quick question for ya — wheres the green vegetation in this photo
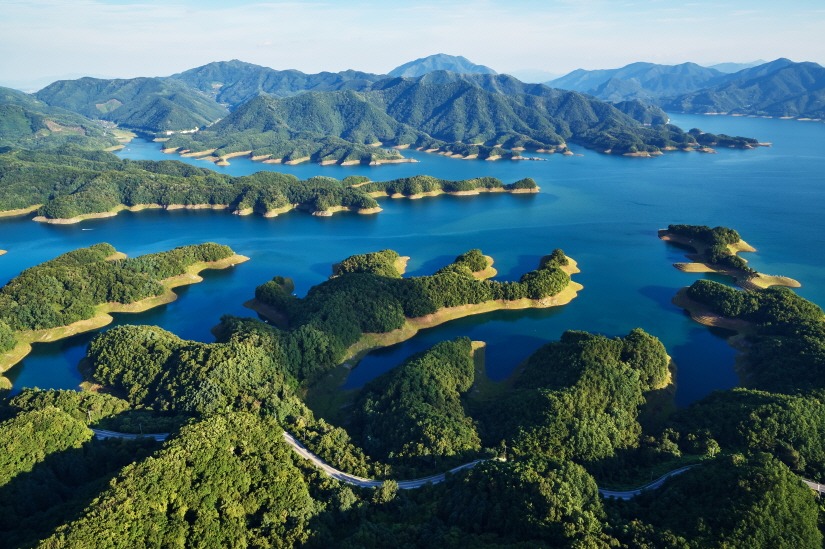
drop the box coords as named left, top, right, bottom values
left=688, top=128, right=760, bottom=149
left=351, top=338, right=480, bottom=468
left=40, top=413, right=317, bottom=548
left=333, top=249, right=402, bottom=278
left=247, top=248, right=571, bottom=380
left=666, top=223, right=754, bottom=272
left=35, top=76, right=228, bottom=133
left=479, top=329, right=670, bottom=464
left=613, top=453, right=822, bottom=547
left=0, top=242, right=234, bottom=332
left=165, top=77, right=715, bottom=160
left=665, top=59, right=825, bottom=119
left=0, top=85, right=119, bottom=150
left=359, top=174, right=537, bottom=196
left=0, top=148, right=534, bottom=220
left=673, top=389, right=825, bottom=478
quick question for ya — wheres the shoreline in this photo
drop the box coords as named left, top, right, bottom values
left=22, top=201, right=385, bottom=225
left=0, top=254, right=249, bottom=377
left=368, top=186, right=540, bottom=201
left=246, top=260, right=581, bottom=365
left=345, top=259, right=580, bottom=366
left=658, top=229, right=800, bottom=289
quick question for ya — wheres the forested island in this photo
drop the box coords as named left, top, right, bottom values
left=0, top=242, right=247, bottom=376
left=660, top=224, right=800, bottom=289
left=0, top=148, right=538, bottom=223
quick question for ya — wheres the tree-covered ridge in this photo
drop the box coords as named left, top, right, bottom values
left=0, top=85, right=119, bottom=150
left=613, top=453, right=821, bottom=548
left=169, top=59, right=386, bottom=107
left=0, top=148, right=535, bottom=221
left=665, top=58, right=825, bottom=119
left=0, top=242, right=233, bottom=333
left=34, top=76, right=228, bottom=133
left=248, top=248, right=573, bottom=381
left=40, top=413, right=318, bottom=548
left=351, top=338, right=480, bottom=466
left=360, top=174, right=538, bottom=197
left=164, top=77, right=719, bottom=160
left=684, top=279, right=825, bottom=393
left=479, top=329, right=670, bottom=465
left=333, top=249, right=404, bottom=278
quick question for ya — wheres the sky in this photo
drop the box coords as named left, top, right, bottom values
left=2, top=0, right=824, bottom=90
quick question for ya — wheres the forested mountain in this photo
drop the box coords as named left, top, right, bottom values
left=549, top=58, right=825, bottom=119
left=665, top=59, right=825, bottom=118
left=0, top=86, right=118, bottom=149
left=35, top=76, right=228, bottom=132
left=169, top=59, right=385, bottom=108
left=547, top=61, right=726, bottom=102
left=166, top=76, right=703, bottom=159
left=388, top=53, right=497, bottom=78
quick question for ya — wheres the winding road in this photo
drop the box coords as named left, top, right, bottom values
left=91, top=428, right=825, bottom=499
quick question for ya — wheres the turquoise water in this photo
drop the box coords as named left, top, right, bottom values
left=1, top=114, right=823, bottom=406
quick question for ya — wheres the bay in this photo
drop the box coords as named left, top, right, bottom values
left=1, top=114, right=823, bottom=406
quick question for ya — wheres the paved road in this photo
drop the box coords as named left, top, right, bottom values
left=92, top=428, right=825, bottom=499
left=283, top=430, right=484, bottom=489
left=91, top=428, right=170, bottom=442
left=597, top=465, right=697, bottom=500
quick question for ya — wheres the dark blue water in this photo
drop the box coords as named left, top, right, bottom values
left=2, top=114, right=823, bottom=406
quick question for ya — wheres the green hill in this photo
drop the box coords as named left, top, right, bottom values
left=167, top=77, right=705, bottom=159
left=35, top=76, right=227, bottom=133
left=169, top=59, right=384, bottom=108
left=388, top=53, right=497, bottom=77
left=0, top=86, right=118, bottom=149
left=666, top=59, right=825, bottom=119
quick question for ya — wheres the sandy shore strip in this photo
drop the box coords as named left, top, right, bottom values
left=659, top=229, right=800, bottom=289
left=473, top=255, right=497, bottom=280
left=367, top=186, right=539, bottom=200
left=0, top=205, right=41, bottom=218
left=341, top=259, right=581, bottom=364
left=0, top=254, right=249, bottom=375
left=0, top=250, right=6, bottom=256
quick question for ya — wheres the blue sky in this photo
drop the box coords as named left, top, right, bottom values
left=2, top=0, right=824, bottom=89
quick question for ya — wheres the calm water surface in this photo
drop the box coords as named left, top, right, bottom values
left=2, top=114, right=824, bottom=406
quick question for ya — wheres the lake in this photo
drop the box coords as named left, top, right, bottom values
left=1, top=114, right=824, bottom=406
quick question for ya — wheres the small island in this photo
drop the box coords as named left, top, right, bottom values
left=659, top=224, right=800, bottom=289
left=0, top=242, right=248, bottom=377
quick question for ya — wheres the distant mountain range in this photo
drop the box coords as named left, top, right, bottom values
left=547, top=58, right=825, bottom=119
left=9, top=53, right=824, bottom=163
left=163, top=74, right=692, bottom=163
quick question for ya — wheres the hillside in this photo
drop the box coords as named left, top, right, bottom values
left=166, top=77, right=707, bottom=161
left=169, top=59, right=384, bottom=108
left=548, top=61, right=726, bottom=102
left=665, top=59, right=825, bottom=118
left=0, top=86, right=118, bottom=149
left=388, top=53, right=497, bottom=77
left=35, top=76, right=227, bottom=133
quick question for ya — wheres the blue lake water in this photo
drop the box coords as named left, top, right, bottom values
left=1, top=114, right=824, bottom=406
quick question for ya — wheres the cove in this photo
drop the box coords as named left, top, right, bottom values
left=1, top=114, right=823, bottom=406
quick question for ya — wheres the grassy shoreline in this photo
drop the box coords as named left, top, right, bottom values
left=0, top=254, right=250, bottom=377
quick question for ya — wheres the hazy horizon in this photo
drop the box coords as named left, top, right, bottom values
left=1, top=0, right=824, bottom=90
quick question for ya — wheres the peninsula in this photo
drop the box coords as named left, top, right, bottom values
left=659, top=224, right=800, bottom=289
left=0, top=243, right=248, bottom=378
